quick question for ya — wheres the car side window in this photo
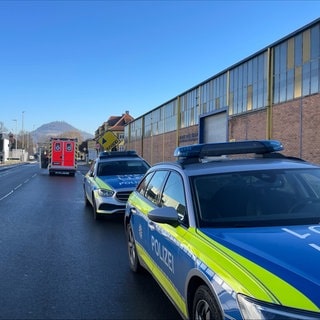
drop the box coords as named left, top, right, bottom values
left=137, top=172, right=154, bottom=196
left=144, top=171, right=168, bottom=205
left=161, top=171, right=187, bottom=223
left=88, top=161, right=96, bottom=176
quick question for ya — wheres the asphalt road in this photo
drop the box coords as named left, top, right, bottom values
left=0, top=163, right=181, bottom=319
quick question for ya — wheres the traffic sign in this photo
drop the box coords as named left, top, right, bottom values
left=98, top=131, right=120, bottom=151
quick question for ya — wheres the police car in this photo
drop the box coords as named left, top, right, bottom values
left=124, top=140, right=320, bottom=320
left=83, top=151, right=150, bottom=220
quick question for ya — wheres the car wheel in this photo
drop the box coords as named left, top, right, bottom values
left=92, top=197, right=100, bottom=220
left=84, top=189, right=90, bottom=206
left=192, top=285, right=221, bottom=320
left=126, top=223, right=141, bottom=272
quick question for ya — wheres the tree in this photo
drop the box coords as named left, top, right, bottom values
left=57, top=131, right=83, bottom=142
left=79, top=140, right=88, bottom=154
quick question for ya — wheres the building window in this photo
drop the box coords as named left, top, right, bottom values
left=229, top=52, right=267, bottom=115
left=201, top=74, right=227, bottom=115
left=126, top=118, right=142, bottom=142
left=311, top=24, right=320, bottom=94
left=151, top=109, right=161, bottom=136
left=144, top=113, right=152, bottom=137
left=294, top=33, right=303, bottom=98
left=273, top=23, right=320, bottom=103
left=163, top=101, right=177, bottom=133
left=180, top=88, right=199, bottom=128
left=143, top=110, right=162, bottom=137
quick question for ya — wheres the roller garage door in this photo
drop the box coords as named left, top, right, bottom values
left=199, top=111, right=227, bottom=143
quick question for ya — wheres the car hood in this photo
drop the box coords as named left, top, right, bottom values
left=200, top=225, right=320, bottom=307
left=97, top=174, right=144, bottom=190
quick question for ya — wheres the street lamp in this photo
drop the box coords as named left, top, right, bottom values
left=22, top=111, right=25, bottom=150
left=12, top=119, right=17, bottom=151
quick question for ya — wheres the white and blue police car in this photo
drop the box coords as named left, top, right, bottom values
left=84, top=151, right=150, bottom=220
left=125, top=140, right=320, bottom=320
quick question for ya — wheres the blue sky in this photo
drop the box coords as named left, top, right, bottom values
left=0, top=0, right=319, bottom=135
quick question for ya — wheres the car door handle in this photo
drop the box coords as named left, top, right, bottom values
left=130, top=207, right=137, bottom=214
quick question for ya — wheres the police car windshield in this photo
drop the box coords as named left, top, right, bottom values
left=193, top=168, right=320, bottom=228
left=97, top=160, right=149, bottom=176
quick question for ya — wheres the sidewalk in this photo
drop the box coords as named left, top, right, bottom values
left=0, top=160, right=27, bottom=170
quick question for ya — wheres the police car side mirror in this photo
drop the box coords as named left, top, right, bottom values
left=148, top=207, right=179, bottom=226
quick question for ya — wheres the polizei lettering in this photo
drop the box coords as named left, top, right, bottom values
left=282, top=226, right=320, bottom=252
left=151, top=235, right=174, bottom=274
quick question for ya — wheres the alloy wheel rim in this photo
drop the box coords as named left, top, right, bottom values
left=195, top=300, right=211, bottom=320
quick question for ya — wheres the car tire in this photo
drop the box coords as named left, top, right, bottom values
left=92, top=198, right=100, bottom=220
left=192, top=285, right=222, bottom=320
left=84, top=189, right=90, bottom=206
left=126, top=223, right=141, bottom=273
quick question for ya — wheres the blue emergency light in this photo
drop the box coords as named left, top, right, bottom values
left=174, top=140, right=283, bottom=159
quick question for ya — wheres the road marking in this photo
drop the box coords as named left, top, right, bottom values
left=0, top=190, right=14, bottom=201
left=0, top=173, right=38, bottom=202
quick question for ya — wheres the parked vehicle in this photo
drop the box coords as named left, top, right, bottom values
left=48, top=138, right=78, bottom=176
left=125, top=140, right=320, bottom=320
left=84, top=151, right=150, bottom=220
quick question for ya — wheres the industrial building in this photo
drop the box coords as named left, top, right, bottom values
left=124, top=18, right=320, bottom=165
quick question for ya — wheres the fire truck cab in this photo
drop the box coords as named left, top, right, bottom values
left=48, top=138, right=78, bottom=176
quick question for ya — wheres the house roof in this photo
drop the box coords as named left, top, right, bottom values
left=106, top=112, right=134, bottom=130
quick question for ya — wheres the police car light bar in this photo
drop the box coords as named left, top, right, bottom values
left=174, top=140, right=283, bottom=159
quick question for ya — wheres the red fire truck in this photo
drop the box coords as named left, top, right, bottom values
left=48, top=138, right=78, bottom=176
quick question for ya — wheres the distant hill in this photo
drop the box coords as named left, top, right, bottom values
left=32, top=121, right=94, bottom=143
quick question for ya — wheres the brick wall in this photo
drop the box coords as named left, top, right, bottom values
left=229, top=110, right=267, bottom=142
left=272, top=94, right=320, bottom=163
left=228, top=93, right=320, bottom=163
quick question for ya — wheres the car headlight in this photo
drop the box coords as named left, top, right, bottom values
left=237, top=294, right=320, bottom=320
left=98, top=189, right=114, bottom=197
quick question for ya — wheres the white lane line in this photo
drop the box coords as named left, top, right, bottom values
left=0, top=173, right=38, bottom=202
left=0, top=190, right=14, bottom=201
